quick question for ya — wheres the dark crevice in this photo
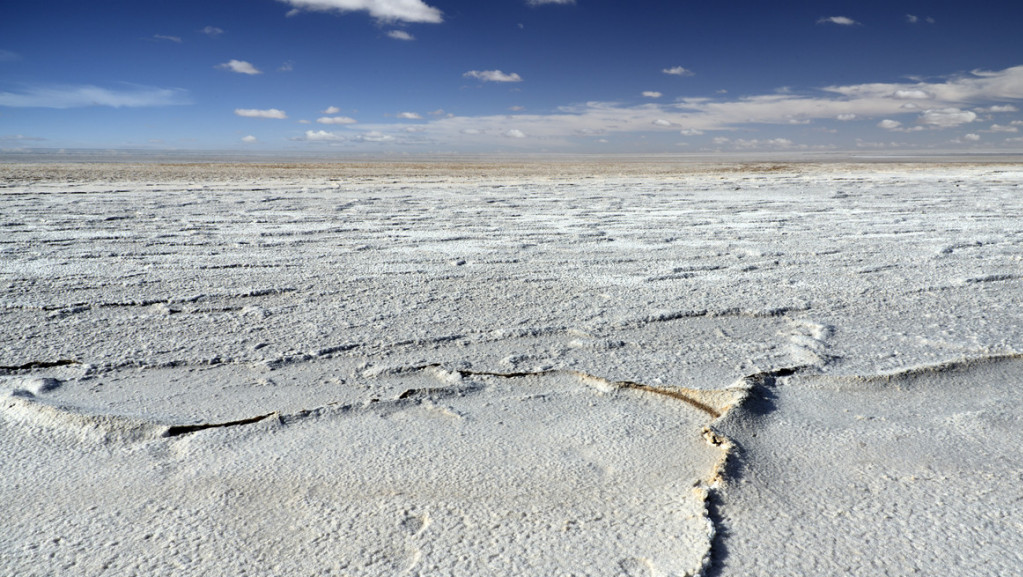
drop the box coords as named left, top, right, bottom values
left=702, top=487, right=731, bottom=577
left=0, top=359, right=79, bottom=372
left=695, top=364, right=807, bottom=577
left=162, top=412, right=279, bottom=437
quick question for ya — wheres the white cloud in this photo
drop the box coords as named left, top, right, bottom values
left=963, top=133, right=980, bottom=141
left=711, top=137, right=797, bottom=150
left=154, top=34, right=182, bottom=43
left=235, top=108, right=288, bottom=119
left=317, top=116, right=357, bottom=124
left=986, top=124, right=1018, bottom=133
left=303, top=130, right=345, bottom=141
left=977, top=104, right=1018, bottom=113
left=679, top=128, right=703, bottom=136
left=893, top=89, right=931, bottom=99
left=0, top=84, right=190, bottom=108
left=837, top=113, right=857, bottom=121
left=398, top=112, right=423, bottom=119
left=323, top=106, right=341, bottom=114
left=241, top=135, right=258, bottom=143
left=1006, top=136, right=1023, bottom=143
left=906, top=14, right=918, bottom=23
left=278, top=61, right=294, bottom=72
left=527, top=0, right=575, bottom=5
left=217, top=60, right=261, bottom=75
left=642, top=91, right=662, bottom=99
left=662, top=66, right=693, bottom=77
left=201, top=26, right=224, bottom=37
left=353, top=130, right=395, bottom=142
left=278, top=0, right=443, bottom=24
left=504, top=129, right=526, bottom=138
left=652, top=119, right=672, bottom=127
left=464, top=70, right=523, bottom=83
left=388, top=30, right=414, bottom=40
left=919, top=107, right=976, bottom=127
left=330, top=65, right=1023, bottom=151
left=818, top=16, right=858, bottom=26
left=823, top=66, right=1023, bottom=103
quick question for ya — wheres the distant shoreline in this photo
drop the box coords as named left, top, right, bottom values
left=3, top=148, right=1023, bottom=165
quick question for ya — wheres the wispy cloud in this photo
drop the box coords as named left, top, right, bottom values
left=241, top=135, right=258, bottom=143
left=300, top=129, right=346, bottom=141
left=317, top=116, right=357, bottom=124
left=398, top=112, right=423, bottom=119
left=0, top=49, right=21, bottom=62
left=307, top=65, right=1023, bottom=151
left=279, top=0, right=443, bottom=24
left=0, top=84, right=190, bottom=108
left=201, top=26, right=224, bottom=37
left=464, top=70, right=523, bottom=83
left=662, top=66, right=693, bottom=77
left=712, top=137, right=797, bottom=150
left=918, top=108, right=976, bottom=127
left=323, top=106, right=341, bottom=114
left=527, top=0, right=575, bottom=5
left=353, top=130, right=395, bottom=142
left=217, top=60, right=262, bottom=75
left=642, top=91, right=662, bottom=99
left=387, top=30, right=414, bottom=41
left=976, top=104, right=1018, bottom=113
left=235, top=108, right=287, bottom=119
left=818, top=16, right=859, bottom=26
left=906, top=14, right=935, bottom=24
left=986, top=124, right=1019, bottom=133
left=153, top=34, right=182, bottom=43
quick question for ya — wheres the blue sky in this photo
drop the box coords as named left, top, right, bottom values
left=2, top=0, right=1023, bottom=155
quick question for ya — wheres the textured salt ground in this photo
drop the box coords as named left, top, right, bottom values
left=711, top=356, right=1023, bottom=576
left=1, top=162, right=1022, bottom=576
left=1, top=369, right=741, bottom=577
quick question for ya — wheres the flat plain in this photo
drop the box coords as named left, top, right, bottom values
left=2, top=162, right=1021, bottom=576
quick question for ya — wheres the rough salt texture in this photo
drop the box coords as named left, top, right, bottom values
left=1, top=162, right=1021, bottom=576
left=713, top=356, right=1023, bottom=576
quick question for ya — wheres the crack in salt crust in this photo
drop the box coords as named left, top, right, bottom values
left=2, top=364, right=764, bottom=577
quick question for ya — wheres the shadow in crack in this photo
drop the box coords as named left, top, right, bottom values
left=703, top=367, right=796, bottom=577
left=703, top=487, right=730, bottom=577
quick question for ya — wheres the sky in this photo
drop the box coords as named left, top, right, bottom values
left=2, top=0, right=1023, bottom=155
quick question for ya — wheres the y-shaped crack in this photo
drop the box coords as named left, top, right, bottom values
left=2, top=361, right=808, bottom=577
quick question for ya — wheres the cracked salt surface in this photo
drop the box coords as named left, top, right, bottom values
left=2, top=162, right=1022, bottom=575
left=712, top=355, right=1023, bottom=576
left=2, top=368, right=745, bottom=576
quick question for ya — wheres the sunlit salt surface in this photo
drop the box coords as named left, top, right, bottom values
left=2, top=162, right=1021, bottom=575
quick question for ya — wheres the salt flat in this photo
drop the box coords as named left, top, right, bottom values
left=1, top=162, right=1021, bottom=576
